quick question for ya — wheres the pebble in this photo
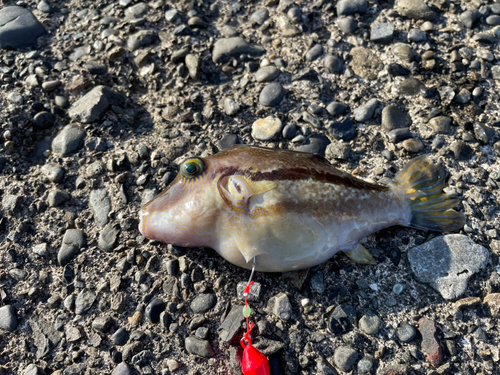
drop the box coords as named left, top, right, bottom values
left=349, top=47, right=383, bottom=80
left=0, top=305, right=18, bottom=331
left=41, top=164, right=64, bottom=183
left=353, top=98, right=378, bottom=122
left=428, top=116, right=451, bottom=134
left=460, top=10, right=481, bottom=28
left=408, top=234, right=489, bottom=300
left=402, top=138, right=423, bottom=153
left=359, top=311, right=381, bottom=335
left=392, top=283, right=405, bottom=294
left=474, top=123, right=495, bottom=143
left=146, top=298, right=165, bottom=323
left=326, top=101, right=348, bottom=116
left=190, top=293, right=217, bottom=314
left=250, top=8, right=269, bottom=25
left=218, top=134, right=239, bottom=150
left=397, top=322, right=416, bottom=342
left=75, top=289, right=96, bottom=315
left=454, top=88, right=471, bottom=104
left=7, top=93, right=23, bottom=105
left=395, top=0, right=436, bottom=21
left=282, top=123, right=297, bottom=139
left=111, top=328, right=128, bottom=346
left=381, top=105, right=410, bottom=131
left=408, top=28, right=426, bottom=42
left=491, top=66, right=500, bottom=80
left=387, top=63, right=410, bottom=76
left=99, top=224, right=120, bottom=252
left=185, top=336, right=215, bottom=357
left=484, top=293, right=500, bottom=317
left=388, top=128, right=411, bottom=143
left=371, top=23, right=394, bottom=43
left=127, top=30, right=156, bottom=51
left=185, top=54, right=200, bottom=80
left=68, top=85, right=116, bottom=124
left=324, top=54, right=343, bottom=73
left=310, top=272, right=325, bottom=293
left=165, top=9, right=179, bottom=22
left=166, top=359, right=179, bottom=372
left=83, top=61, right=108, bottom=75
left=48, top=189, right=70, bottom=207
left=337, top=0, right=367, bottom=15
left=357, top=355, right=375, bottom=375
left=419, top=318, right=443, bottom=368
left=223, top=98, right=240, bottom=116
left=252, top=116, right=283, bottom=141
left=33, top=111, right=55, bottom=129
left=236, top=282, right=262, bottom=302
left=58, top=229, right=86, bottom=266
left=267, top=292, right=292, bottom=320
left=52, top=124, right=86, bottom=155
left=92, top=316, right=111, bottom=333
left=255, top=66, right=280, bottom=82
left=89, top=188, right=111, bottom=227
left=306, top=44, right=323, bottom=61
left=325, top=141, right=351, bottom=160
left=218, top=304, right=245, bottom=344
left=438, top=86, right=455, bottom=106
left=259, top=82, right=285, bottom=106
left=212, top=37, right=265, bottom=64
left=0, top=6, right=46, bottom=49
left=111, top=362, right=132, bottom=375
left=2, top=194, right=21, bottom=213
left=333, top=346, right=358, bottom=372
left=449, top=141, right=473, bottom=160
left=338, top=17, right=358, bottom=34
left=328, top=304, right=357, bottom=334
left=327, top=119, right=357, bottom=141
left=302, top=111, right=321, bottom=128
left=23, top=364, right=45, bottom=375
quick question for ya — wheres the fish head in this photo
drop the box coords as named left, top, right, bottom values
left=139, top=156, right=223, bottom=247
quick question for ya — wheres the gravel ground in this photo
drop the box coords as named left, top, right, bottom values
left=1, top=0, right=500, bottom=374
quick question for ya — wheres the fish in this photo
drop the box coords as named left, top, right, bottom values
left=139, top=145, right=465, bottom=272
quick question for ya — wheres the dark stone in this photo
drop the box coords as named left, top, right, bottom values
left=388, top=63, right=410, bottom=76
left=388, top=128, right=412, bottom=143
left=185, top=336, right=215, bottom=357
left=327, top=119, right=357, bottom=141
left=259, top=82, right=285, bottom=107
left=338, top=17, right=358, bottom=34
left=337, top=0, right=368, bottom=15
left=326, top=102, right=348, bottom=116
left=190, top=293, right=217, bottom=314
left=450, top=141, right=473, bottom=160
left=324, top=55, right=343, bottom=73
left=145, top=298, right=165, bottom=324
left=294, top=134, right=331, bottom=156
left=218, top=134, right=239, bottom=150
left=0, top=6, right=46, bottom=49
left=212, top=37, right=265, bottom=64
left=33, top=111, right=55, bottom=129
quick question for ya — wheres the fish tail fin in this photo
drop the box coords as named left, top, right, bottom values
left=393, top=156, right=465, bottom=232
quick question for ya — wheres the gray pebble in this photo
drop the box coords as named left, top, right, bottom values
left=92, top=316, right=111, bottom=333
left=450, top=141, right=473, bottom=160
left=7, top=92, right=23, bottom=105
left=236, top=281, right=262, bottom=302
left=408, top=235, right=489, bottom=300
left=294, top=134, right=330, bottom=156
left=185, top=336, right=215, bottom=357
left=58, top=229, right=86, bottom=266
left=23, top=364, right=44, bottom=375
left=250, top=8, right=269, bottom=25
left=310, top=272, right=325, bottom=293
left=428, top=116, right=451, bottom=134
left=0, top=305, right=18, bottom=331
left=2, top=194, right=21, bottom=213
left=302, top=111, right=321, bottom=128
left=472, top=33, right=496, bottom=43
left=359, top=310, right=381, bottom=335
left=41, top=164, right=64, bottom=183
left=333, top=346, right=358, bottom=372
left=75, top=289, right=96, bottom=315
left=127, top=30, right=156, bottom=51
left=224, top=98, right=240, bottom=116
left=395, top=0, right=436, bottom=21
left=337, top=0, right=367, bottom=16
left=474, top=123, right=495, bottom=143
left=98, top=224, right=120, bottom=252
left=83, top=61, right=108, bottom=75
left=454, top=88, right=471, bottom=104
left=47, top=189, right=70, bottom=207
left=112, top=328, right=128, bottom=346
left=306, top=44, right=323, bottom=61
left=388, top=128, right=412, bottom=143
left=267, top=292, right=292, bottom=320
left=325, top=141, right=352, bottom=160
left=190, top=293, right=217, bottom=314
left=382, top=105, right=411, bottom=131
left=33, top=111, right=55, bottom=129
left=185, top=54, right=200, bottom=80
left=338, top=17, right=358, bottom=34
left=0, top=6, right=46, bottom=49
left=397, top=322, right=416, bottom=342
left=408, top=28, right=426, bottom=42
left=324, top=54, right=343, bottom=73
left=51, top=124, right=86, bottom=155
left=438, top=86, right=455, bottom=106
left=68, top=86, right=119, bottom=124
left=259, top=82, right=285, bottom=106
left=460, top=10, right=481, bottom=28
left=287, top=7, right=302, bottom=23
left=218, top=134, right=239, bottom=150
left=255, top=66, right=280, bottom=82
left=55, top=96, right=69, bottom=108
left=357, top=355, right=375, bottom=374
left=486, top=15, right=500, bottom=25
left=212, top=37, right=265, bottom=64
left=165, top=9, right=179, bottom=22
left=353, top=98, right=378, bottom=122
left=402, top=138, right=423, bottom=153
left=89, top=188, right=111, bottom=227
left=328, top=119, right=357, bottom=141
left=282, top=123, right=297, bottom=139
left=371, top=23, right=394, bottom=43
left=111, top=362, right=132, bottom=375
left=326, top=101, right=348, bottom=116
left=146, top=298, right=165, bottom=323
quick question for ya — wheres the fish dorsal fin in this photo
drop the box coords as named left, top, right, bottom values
left=217, top=175, right=252, bottom=213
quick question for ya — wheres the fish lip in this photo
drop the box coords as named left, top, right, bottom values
left=138, top=209, right=149, bottom=237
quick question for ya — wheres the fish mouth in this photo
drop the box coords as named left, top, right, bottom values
left=138, top=209, right=149, bottom=237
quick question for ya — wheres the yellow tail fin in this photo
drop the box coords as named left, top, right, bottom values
left=393, top=157, right=465, bottom=231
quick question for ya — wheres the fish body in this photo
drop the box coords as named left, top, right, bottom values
left=139, top=145, right=464, bottom=272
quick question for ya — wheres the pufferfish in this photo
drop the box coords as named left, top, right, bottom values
left=139, top=145, right=465, bottom=272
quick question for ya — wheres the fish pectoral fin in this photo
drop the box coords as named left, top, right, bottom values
left=217, top=175, right=252, bottom=212
left=346, top=244, right=377, bottom=265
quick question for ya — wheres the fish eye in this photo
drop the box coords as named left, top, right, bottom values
left=180, top=158, right=204, bottom=179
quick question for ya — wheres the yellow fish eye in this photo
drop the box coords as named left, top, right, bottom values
left=180, top=158, right=204, bottom=179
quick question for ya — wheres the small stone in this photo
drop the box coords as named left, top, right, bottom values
left=212, top=37, right=265, bottom=64
left=23, top=364, right=44, bottom=375
left=282, top=123, right=297, bottom=139
left=267, top=292, right=292, bottom=320
left=111, top=328, right=128, bottom=346
left=310, top=272, right=324, bottom=293
left=408, top=235, right=488, bottom=300
left=185, top=54, right=200, bottom=80
left=89, top=188, right=111, bottom=227
left=0, top=6, right=46, bottom=49
left=327, top=119, right=357, bottom=141
left=450, top=141, right=473, bottom=161
left=41, top=164, right=64, bottom=183
left=371, top=23, right=394, bottom=43
left=219, top=304, right=245, bottom=344
left=58, top=229, right=86, bottom=266
left=357, top=355, right=375, bottom=375
left=294, top=134, right=330, bottom=156
left=393, top=283, right=406, bottom=294
left=388, top=128, right=412, bottom=143
left=255, top=66, right=280, bottom=82
left=0, top=305, right=17, bottom=331
left=111, top=362, right=132, bottom=375
left=408, top=28, right=426, bottom=42
left=484, top=293, right=500, bottom=317
left=388, top=63, right=410, bottom=76
left=306, top=44, right=323, bottom=61
left=333, top=346, right=358, bottom=372
left=2, top=194, right=21, bottom=213
left=474, top=123, right=495, bottom=143
left=429, top=116, right=451, bottom=134
left=359, top=311, right=381, bottom=336
left=402, top=138, right=423, bottom=153
left=92, top=316, right=111, bottom=333
left=438, top=86, right=455, bottom=106
left=75, top=289, right=96, bottom=315
left=338, top=17, right=358, bottom=34
left=166, top=359, right=179, bottom=372
left=218, top=134, right=239, bottom=150
left=324, top=54, right=343, bottom=73
left=236, top=282, right=262, bottom=302
left=165, top=9, right=179, bottom=22
left=327, top=102, right=348, bottom=116
left=32, top=243, right=48, bottom=257
left=382, top=105, right=411, bottom=131
left=302, top=111, right=321, bottom=128
left=325, top=141, right=351, bottom=160
left=392, top=43, right=414, bottom=63
left=259, top=82, right=285, bottom=107
left=395, top=0, right=436, bottom=21
left=337, top=0, right=367, bottom=15
left=252, top=116, right=283, bottom=141
left=454, top=89, right=471, bottom=104
left=419, top=318, right=443, bottom=367
left=127, top=30, right=156, bottom=51
left=460, top=10, right=481, bottom=28
left=185, top=336, right=215, bottom=357
left=353, top=99, right=378, bottom=122
left=224, top=98, right=240, bottom=116
left=98, top=224, right=120, bottom=252
left=378, top=364, right=409, bottom=375
left=250, top=8, right=269, bottom=25
left=68, top=86, right=120, bottom=124
left=83, top=61, right=107, bottom=75
left=146, top=298, right=165, bottom=323
left=190, top=294, right=217, bottom=314
left=52, top=125, right=86, bottom=155
left=33, top=111, right=55, bottom=129
left=48, top=189, right=70, bottom=207
left=397, top=322, right=416, bottom=343
left=349, top=47, right=383, bottom=81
